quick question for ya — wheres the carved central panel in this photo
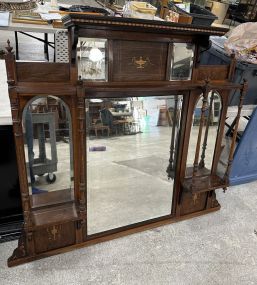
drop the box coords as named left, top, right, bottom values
left=112, top=40, right=168, bottom=81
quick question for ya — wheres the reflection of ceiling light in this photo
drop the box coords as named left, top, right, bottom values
left=90, top=99, right=103, bottom=103
left=89, top=47, right=103, bottom=62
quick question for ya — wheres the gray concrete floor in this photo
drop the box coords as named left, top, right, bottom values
left=87, top=125, right=175, bottom=234
left=1, top=15, right=257, bottom=285
left=1, top=180, right=257, bottom=284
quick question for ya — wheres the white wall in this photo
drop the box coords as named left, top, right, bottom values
left=0, top=60, right=12, bottom=125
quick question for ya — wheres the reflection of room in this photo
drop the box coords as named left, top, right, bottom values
left=86, top=96, right=182, bottom=234
left=22, top=92, right=224, bottom=235
left=78, top=38, right=107, bottom=81
left=23, top=96, right=74, bottom=207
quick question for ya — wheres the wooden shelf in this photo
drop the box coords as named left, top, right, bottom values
left=183, top=167, right=227, bottom=194
left=32, top=202, right=78, bottom=227
left=31, top=189, right=73, bottom=209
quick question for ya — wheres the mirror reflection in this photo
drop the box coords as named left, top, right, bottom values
left=170, top=43, right=194, bottom=81
left=186, top=91, right=222, bottom=176
left=78, top=38, right=107, bottom=81
left=23, top=96, right=74, bottom=208
left=86, top=95, right=183, bottom=235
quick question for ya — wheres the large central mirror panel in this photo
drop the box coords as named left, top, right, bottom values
left=86, top=95, right=183, bottom=235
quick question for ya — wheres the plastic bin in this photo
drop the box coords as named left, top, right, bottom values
left=168, top=3, right=217, bottom=26
left=200, top=36, right=257, bottom=106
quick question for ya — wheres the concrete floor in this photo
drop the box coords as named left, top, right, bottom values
left=1, top=180, right=257, bottom=284
left=1, top=11, right=257, bottom=285
left=87, top=125, right=174, bottom=234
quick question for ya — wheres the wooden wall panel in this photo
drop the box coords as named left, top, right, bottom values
left=16, top=62, right=70, bottom=82
left=112, top=40, right=168, bottom=81
left=180, top=191, right=207, bottom=215
left=195, top=65, right=229, bottom=81
left=34, top=222, right=75, bottom=253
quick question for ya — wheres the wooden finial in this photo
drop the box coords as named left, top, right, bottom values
left=78, top=76, right=83, bottom=85
left=5, top=40, right=13, bottom=53
left=201, top=78, right=210, bottom=93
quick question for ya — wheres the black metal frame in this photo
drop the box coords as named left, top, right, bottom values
left=14, top=31, right=55, bottom=61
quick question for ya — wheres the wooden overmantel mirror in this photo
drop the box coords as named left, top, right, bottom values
left=4, top=15, right=247, bottom=266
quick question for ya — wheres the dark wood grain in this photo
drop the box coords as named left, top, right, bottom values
left=16, top=62, right=70, bottom=82
left=34, top=221, right=76, bottom=253
left=7, top=205, right=220, bottom=267
left=4, top=15, right=244, bottom=267
left=112, top=40, right=168, bottom=81
left=30, top=189, right=73, bottom=209
left=195, top=65, right=229, bottom=81
left=32, top=203, right=78, bottom=227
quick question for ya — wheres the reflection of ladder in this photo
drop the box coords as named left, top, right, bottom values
left=157, top=106, right=172, bottom=126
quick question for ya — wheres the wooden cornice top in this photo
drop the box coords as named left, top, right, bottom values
left=62, top=14, right=228, bottom=36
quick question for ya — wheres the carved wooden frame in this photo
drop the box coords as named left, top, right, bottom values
left=4, top=16, right=247, bottom=266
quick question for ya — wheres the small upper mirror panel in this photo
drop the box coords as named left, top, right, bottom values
left=22, top=96, right=74, bottom=208
left=78, top=38, right=108, bottom=81
left=170, top=43, right=194, bottom=81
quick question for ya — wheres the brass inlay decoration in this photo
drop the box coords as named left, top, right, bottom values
left=193, top=193, right=199, bottom=205
left=131, top=56, right=154, bottom=69
left=47, top=225, right=61, bottom=241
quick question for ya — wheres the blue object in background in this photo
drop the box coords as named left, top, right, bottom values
left=230, top=108, right=257, bottom=185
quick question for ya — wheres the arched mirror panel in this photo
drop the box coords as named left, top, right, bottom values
left=186, top=90, right=222, bottom=177
left=22, top=96, right=74, bottom=208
